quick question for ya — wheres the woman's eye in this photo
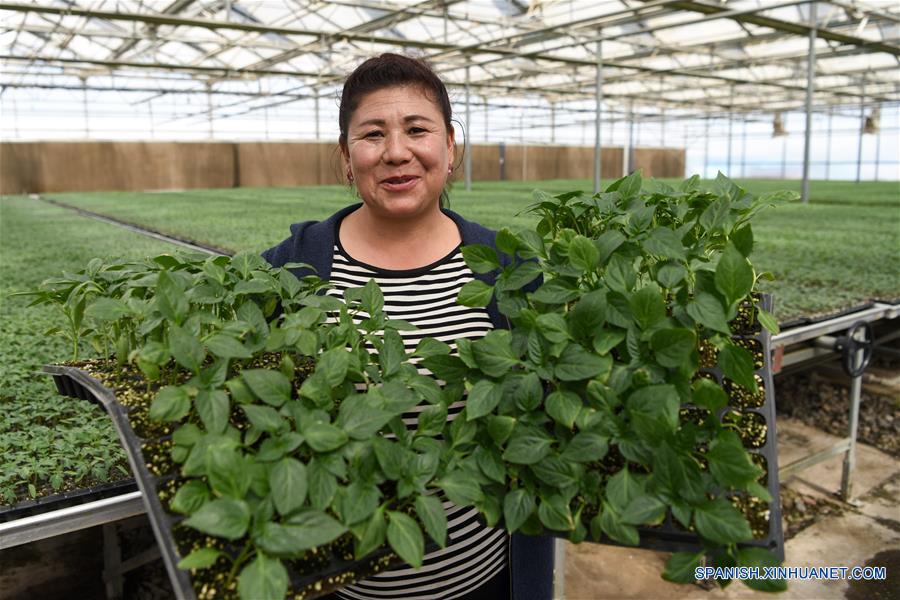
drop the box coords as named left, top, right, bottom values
left=409, top=127, right=426, bottom=134
left=364, top=131, right=383, bottom=138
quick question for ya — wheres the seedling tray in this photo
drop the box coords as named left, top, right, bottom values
left=45, top=365, right=406, bottom=600
left=543, top=295, right=785, bottom=560
left=0, top=478, right=137, bottom=523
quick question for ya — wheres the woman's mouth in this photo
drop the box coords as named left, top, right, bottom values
left=380, top=175, right=420, bottom=191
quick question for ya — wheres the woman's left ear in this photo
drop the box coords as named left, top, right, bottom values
left=447, top=125, right=456, bottom=168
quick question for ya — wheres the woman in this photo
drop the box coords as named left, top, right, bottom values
left=263, top=53, right=552, bottom=600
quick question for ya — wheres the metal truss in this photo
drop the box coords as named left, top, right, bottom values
left=1, top=0, right=898, bottom=122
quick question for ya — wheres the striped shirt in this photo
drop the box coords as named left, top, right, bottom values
left=327, top=237, right=510, bottom=600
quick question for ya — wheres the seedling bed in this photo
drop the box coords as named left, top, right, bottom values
left=45, top=365, right=408, bottom=600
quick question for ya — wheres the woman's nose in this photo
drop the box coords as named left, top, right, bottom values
left=382, top=132, right=412, bottom=163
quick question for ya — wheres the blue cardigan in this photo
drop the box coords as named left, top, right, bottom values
left=262, top=203, right=554, bottom=600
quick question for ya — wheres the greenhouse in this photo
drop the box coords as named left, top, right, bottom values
left=1, top=0, right=898, bottom=599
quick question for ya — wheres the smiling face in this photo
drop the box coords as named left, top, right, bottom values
left=342, top=84, right=454, bottom=220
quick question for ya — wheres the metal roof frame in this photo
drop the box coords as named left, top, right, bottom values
left=1, top=1, right=897, bottom=123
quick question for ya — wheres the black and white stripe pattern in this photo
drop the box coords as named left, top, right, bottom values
left=327, top=242, right=509, bottom=600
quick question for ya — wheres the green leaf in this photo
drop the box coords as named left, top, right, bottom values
left=183, top=498, right=250, bottom=540
left=656, top=263, right=687, bottom=289
left=530, top=278, right=580, bottom=304
left=561, top=432, right=608, bottom=463
left=318, top=348, right=350, bottom=387
left=536, top=313, right=569, bottom=344
left=662, top=551, right=704, bottom=584
left=304, top=422, right=348, bottom=452
left=503, top=430, right=552, bottom=464
left=503, top=489, right=536, bottom=533
left=458, top=279, right=494, bottom=307
left=497, top=261, right=542, bottom=292
left=487, top=415, right=516, bottom=444
left=718, top=343, right=758, bottom=391
left=737, top=547, right=786, bottom=592
left=700, top=196, right=731, bottom=232
left=156, top=270, right=189, bottom=324
left=337, top=394, right=394, bottom=440
left=626, top=384, right=679, bottom=432
left=569, top=235, right=600, bottom=272
left=360, top=278, right=384, bottom=317
left=241, top=369, right=291, bottom=407
left=380, top=329, right=405, bottom=378
left=170, top=480, right=210, bottom=515
left=416, top=403, right=447, bottom=437
left=169, top=323, right=206, bottom=373
left=308, top=459, right=337, bottom=510
left=241, top=404, right=284, bottom=433
left=495, top=227, right=520, bottom=255
left=387, top=511, right=425, bottom=569
left=150, top=386, right=191, bottom=422
left=594, top=230, right=626, bottom=265
left=421, top=354, right=469, bottom=381
left=270, top=458, right=308, bottom=517
left=413, top=337, right=451, bottom=358
left=204, top=333, right=253, bottom=358
left=86, top=297, right=132, bottom=322
left=644, top=227, right=687, bottom=261
left=437, top=470, right=484, bottom=506
left=687, top=292, right=731, bottom=335
left=707, top=431, right=762, bottom=488
left=340, top=483, right=380, bottom=525
left=629, top=285, right=666, bottom=330
left=545, top=390, right=582, bottom=429
left=177, top=548, right=222, bottom=570
left=538, top=495, right=575, bottom=531
left=732, top=224, right=754, bottom=257
left=693, top=497, right=753, bottom=544
left=692, top=378, right=728, bottom=412
left=593, top=330, right=625, bottom=355
left=757, top=308, right=779, bottom=334
left=257, top=511, right=347, bottom=555
left=461, top=244, right=501, bottom=274
left=606, top=468, right=645, bottom=511
left=195, top=389, right=230, bottom=434
left=206, top=449, right=252, bottom=499
left=555, top=343, right=612, bottom=382
left=415, top=494, right=448, bottom=548
left=600, top=504, right=639, bottom=546
left=620, top=495, right=666, bottom=525
left=650, top=328, right=696, bottom=368
left=715, top=243, right=754, bottom=306
left=472, top=330, right=519, bottom=377
left=354, top=508, right=386, bottom=560
left=237, top=553, right=288, bottom=600
left=466, top=379, right=503, bottom=420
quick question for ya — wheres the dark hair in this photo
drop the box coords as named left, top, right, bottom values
left=338, top=53, right=453, bottom=153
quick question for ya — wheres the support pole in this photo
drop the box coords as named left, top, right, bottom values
left=856, top=82, right=865, bottom=183
left=627, top=103, right=635, bottom=175
left=483, top=99, right=488, bottom=143
left=781, top=134, right=787, bottom=179
left=550, top=101, right=556, bottom=145
left=841, top=345, right=865, bottom=502
left=801, top=1, right=817, bottom=203
left=727, top=87, right=734, bottom=175
left=314, top=90, right=320, bottom=141
left=703, top=116, right=710, bottom=178
left=206, top=83, right=213, bottom=139
left=741, top=117, right=748, bottom=177
left=874, top=109, right=881, bottom=181
left=465, top=66, right=472, bottom=192
left=147, top=97, right=154, bottom=139
left=81, top=79, right=90, bottom=137
left=593, top=39, right=603, bottom=194
left=825, top=107, right=833, bottom=180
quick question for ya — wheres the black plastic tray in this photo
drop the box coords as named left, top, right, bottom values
left=44, top=365, right=406, bottom=600
left=0, top=478, right=138, bottom=523
left=542, top=295, right=785, bottom=560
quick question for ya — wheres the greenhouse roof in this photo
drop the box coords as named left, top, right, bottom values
left=1, top=0, right=898, bottom=118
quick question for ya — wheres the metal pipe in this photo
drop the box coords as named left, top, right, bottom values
left=741, top=117, right=748, bottom=177
left=801, top=1, right=817, bottom=203
left=465, top=66, right=472, bottom=192
left=781, top=132, right=787, bottom=179
left=727, top=86, right=734, bottom=175
left=857, top=81, right=865, bottom=182
left=314, top=90, right=320, bottom=141
left=594, top=39, right=603, bottom=194
left=826, top=107, right=833, bottom=180
left=703, top=116, right=710, bottom=178
left=484, top=99, right=488, bottom=143
left=551, top=101, right=556, bottom=145
left=627, top=103, right=635, bottom=174
left=206, top=84, right=213, bottom=139
left=841, top=345, right=865, bottom=502
left=81, top=80, right=90, bottom=138
left=874, top=109, right=881, bottom=181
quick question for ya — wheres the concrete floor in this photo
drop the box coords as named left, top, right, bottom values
left=562, top=417, right=900, bottom=600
